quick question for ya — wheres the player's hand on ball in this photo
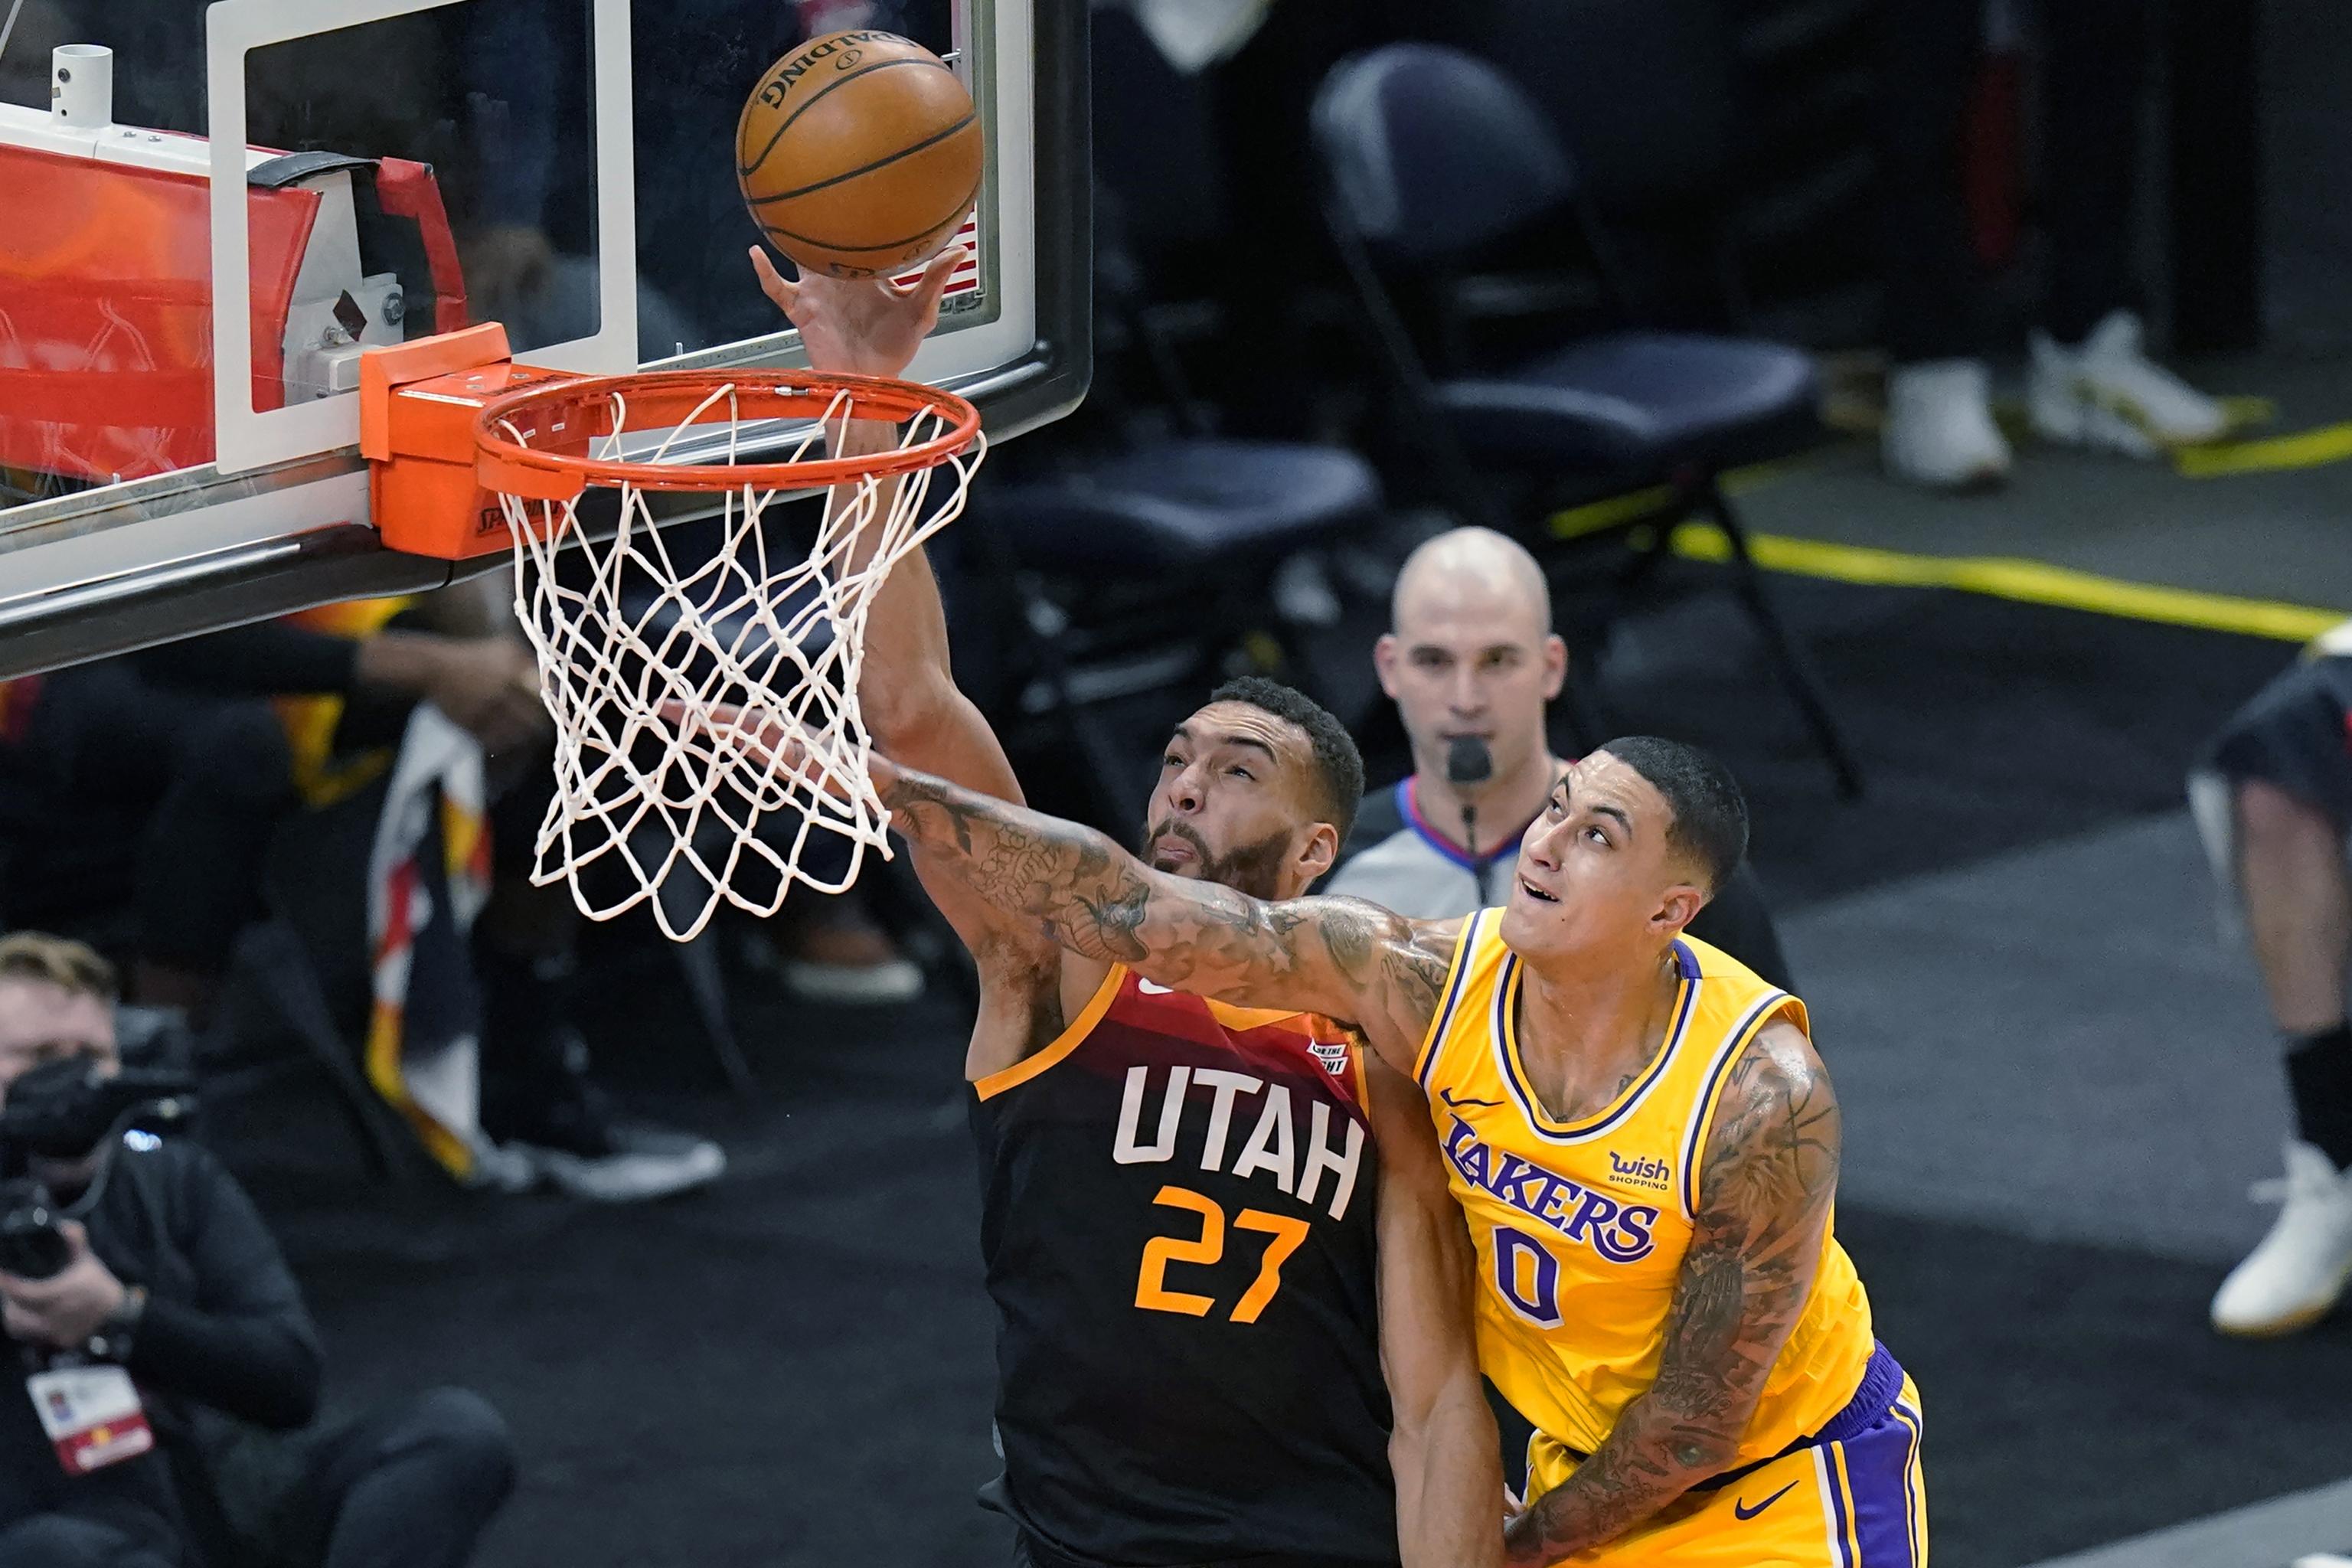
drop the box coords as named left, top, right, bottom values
left=750, top=244, right=969, bottom=380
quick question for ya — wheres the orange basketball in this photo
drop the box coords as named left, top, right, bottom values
left=736, top=30, right=984, bottom=280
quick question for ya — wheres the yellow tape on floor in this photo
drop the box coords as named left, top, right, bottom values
left=1545, top=452, right=1831, bottom=540
left=1669, top=522, right=2345, bottom=642
left=1547, top=485, right=1676, bottom=540
left=2175, top=418, right=2352, bottom=478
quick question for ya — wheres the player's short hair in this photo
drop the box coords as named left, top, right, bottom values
left=0, top=932, right=118, bottom=1001
left=1210, top=677, right=1364, bottom=841
left=1598, top=736, right=1749, bottom=896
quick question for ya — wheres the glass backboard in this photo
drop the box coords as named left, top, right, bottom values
left=0, top=0, right=1086, bottom=678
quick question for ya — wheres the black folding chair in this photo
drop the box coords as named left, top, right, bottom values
left=1311, top=42, right=1863, bottom=798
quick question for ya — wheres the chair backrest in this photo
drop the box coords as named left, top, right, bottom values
left=1474, top=0, right=1739, bottom=215
left=1311, top=43, right=1576, bottom=264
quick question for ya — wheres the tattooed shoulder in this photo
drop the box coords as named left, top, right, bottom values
left=1699, top=1019, right=1840, bottom=1216
left=1305, top=899, right=1453, bottom=1022
left=1389, top=918, right=1459, bottom=1015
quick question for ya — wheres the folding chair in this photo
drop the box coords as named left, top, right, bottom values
left=1312, top=43, right=1864, bottom=797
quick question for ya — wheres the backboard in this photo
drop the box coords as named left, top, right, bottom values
left=0, top=0, right=1086, bottom=678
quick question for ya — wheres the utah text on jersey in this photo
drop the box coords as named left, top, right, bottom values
left=1113, top=1063, right=1367, bottom=1222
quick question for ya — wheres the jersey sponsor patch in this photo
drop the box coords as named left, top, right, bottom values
left=1308, top=1039, right=1350, bottom=1076
left=1606, top=1151, right=1672, bottom=1192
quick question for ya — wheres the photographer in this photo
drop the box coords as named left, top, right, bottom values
left=0, top=933, right=514, bottom=1568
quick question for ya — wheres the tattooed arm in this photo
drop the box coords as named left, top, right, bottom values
left=1503, top=1019, right=1840, bottom=1567
left=871, top=758, right=1459, bottom=1061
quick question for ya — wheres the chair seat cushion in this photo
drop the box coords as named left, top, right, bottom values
left=982, top=438, right=1383, bottom=573
left=1437, top=332, right=1818, bottom=476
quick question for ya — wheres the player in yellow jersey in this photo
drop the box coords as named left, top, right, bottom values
left=767, top=725, right=1925, bottom=1568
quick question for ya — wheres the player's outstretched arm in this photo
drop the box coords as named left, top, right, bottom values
left=1504, top=1021, right=1838, bottom=1567
left=871, top=756, right=1456, bottom=1060
left=753, top=247, right=1047, bottom=969
left=1365, top=1051, right=1505, bottom=1568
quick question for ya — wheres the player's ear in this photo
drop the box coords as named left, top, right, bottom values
left=1651, top=880, right=1704, bottom=936
left=1373, top=634, right=1403, bottom=699
left=1295, top=819, right=1341, bottom=884
left=1541, top=634, right=1568, bottom=701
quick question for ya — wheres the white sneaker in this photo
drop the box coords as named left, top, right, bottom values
left=2210, top=1139, right=2352, bottom=1338
left=512, top=1123, right=728, bottom=1204
left=2027, top=309, right=2228, bottom=457
left=780, top=955, right=926, bottom=1006
left=1881, top=358, right=2012, bottom=490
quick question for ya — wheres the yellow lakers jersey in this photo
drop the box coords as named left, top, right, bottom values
left=1416, top=911, right=1873, bottom=1472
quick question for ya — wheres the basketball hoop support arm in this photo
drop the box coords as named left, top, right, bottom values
left=358, top=323, right=583, bottom=560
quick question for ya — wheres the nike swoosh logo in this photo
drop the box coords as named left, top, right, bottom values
left=1439, top=1089, right=1504, bottom=1109
left=1733, top=1481, right=1799, bottom=1521
left=1136, top=978, right=1174, bottom=995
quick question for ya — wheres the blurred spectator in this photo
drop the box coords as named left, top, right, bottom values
left=1877, top=0, right=2228, bottom=489
left=0, top=589, right=727, bottom=1203
left=1324, top=528, right=1795, bottom=989
left=0, top=933, right=514, bottom=1568
left=2194, top=626, right=2352, bottom=1338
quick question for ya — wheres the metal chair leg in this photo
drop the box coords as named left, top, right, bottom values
left=639, top=822, right=761, bottom=1099
left=1018, top=591, right=1142, bottom=829
left=1558, top=656, right=1612, bottom=756
left=672, top=931, right=760, bottom=1099
left=235, top=922, right=416, bottom=1182
left=1697, top=482, right=1865, bottom=801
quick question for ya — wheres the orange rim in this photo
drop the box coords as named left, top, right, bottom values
left=471, top=368, right=982, bottom=499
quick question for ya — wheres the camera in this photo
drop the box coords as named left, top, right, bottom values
left=0, top=1057, right=194, bottom=1280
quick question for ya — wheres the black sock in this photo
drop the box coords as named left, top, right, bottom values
left=2285, top=1024, right=2352, bottom=1171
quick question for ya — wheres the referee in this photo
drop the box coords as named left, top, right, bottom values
left=1325, top=528, right=1793, bottom=989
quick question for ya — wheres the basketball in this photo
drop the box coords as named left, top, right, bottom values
left=736, top=30, right=984, bottom=280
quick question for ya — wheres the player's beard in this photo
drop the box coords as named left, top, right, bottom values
left=1138, top=819, right=1295, bottom=901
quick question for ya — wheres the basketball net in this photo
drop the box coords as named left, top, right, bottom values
left=488, top=382, right=985, bottom=942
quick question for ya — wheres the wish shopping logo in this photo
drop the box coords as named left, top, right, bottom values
left=1607, top=1151, right=1672, bottom=1192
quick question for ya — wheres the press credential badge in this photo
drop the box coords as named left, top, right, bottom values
left=28, top=1362, right=153, bottom=1475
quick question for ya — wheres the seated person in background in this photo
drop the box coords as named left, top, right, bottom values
left=0, top=933, right=514, bottom=1568
left=0, top=586, right=728, bottom=1201
left=2197, top=626, right=2352, bottom=1338
left=1325, top=528, right=1795, bottom=991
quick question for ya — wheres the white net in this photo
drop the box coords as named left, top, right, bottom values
left=491, top=381, right=984, bottom=942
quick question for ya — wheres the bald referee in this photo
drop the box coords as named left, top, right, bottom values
left=1326, top=528, right=1794, bottom=988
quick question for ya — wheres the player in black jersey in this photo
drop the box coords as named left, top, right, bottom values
left=753, top=253, right=1501, bottom=1568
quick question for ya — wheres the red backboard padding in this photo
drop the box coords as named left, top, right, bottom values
left=0, top=142, right=318, bottom=482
